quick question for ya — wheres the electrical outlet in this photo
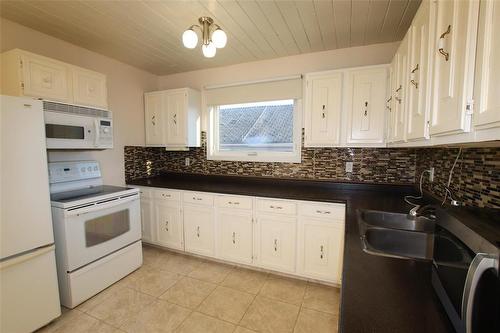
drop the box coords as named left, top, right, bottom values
left=345, top=161, right=353, bottom=173
left=429, top=167, right=435, bottom=182
left=185, top=157, right=190, bottom=166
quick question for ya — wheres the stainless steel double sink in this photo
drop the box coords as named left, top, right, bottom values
left=357, top=209, right=435, bottom=260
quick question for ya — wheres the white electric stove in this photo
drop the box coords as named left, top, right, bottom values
left=49, top=161, right=143, bottom=308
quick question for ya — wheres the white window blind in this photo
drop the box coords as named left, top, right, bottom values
left=204, top=76, right=303, bottom=106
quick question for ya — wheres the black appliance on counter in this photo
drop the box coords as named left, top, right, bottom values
left=432, top=209, right=499, bottom=333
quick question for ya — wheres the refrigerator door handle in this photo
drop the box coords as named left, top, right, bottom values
left=0, top=245, right=55, bottom=270
left=462, top=253, right=498, bottom=333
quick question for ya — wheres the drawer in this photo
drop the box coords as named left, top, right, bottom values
left=153, top=188, right=181, bottom=201
left=183, top=191, right=214, bottom=206
left=215, top=195, right=253, bottom=210
left=298, top=202, right=345, bottom=220
left=256, top=198, right=296, bottom=215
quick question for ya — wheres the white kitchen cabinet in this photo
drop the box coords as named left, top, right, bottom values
left=136, top=188, right=155, bottom=244
left=304, top=71, right=343, bottom=147
left=144, top=88, right=201, bottom=149
left=345, top=66, right=388, bottom=146
left=183, top=204, right=215, bottom=257
left=144, top=91, right=165, bottom=146
left=406, top=0, right=434, bottom=142
left=1, top=49, right=109, bottom=109
left=155, top=201, right=183, bottom=251
left=255, top=213, right=296, bottom=273
left=72, top=67, right=107, bottom=109
left=390, top=36, right=409, bottom=143
left=430, top=0, right=479, bottom=136
left=472, top=0, right=500, bottom=139
left=216, top=208, right=253, bottom=265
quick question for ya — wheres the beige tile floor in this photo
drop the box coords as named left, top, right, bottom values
left=37, top=245, right=340, bottom=333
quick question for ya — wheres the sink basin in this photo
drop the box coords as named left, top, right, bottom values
left=357, top=209, right=435, bottom=260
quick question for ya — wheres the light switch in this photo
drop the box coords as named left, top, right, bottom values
left=185, top=157, right=190, bottom=166
left=345, top=161, right=353, bottom=173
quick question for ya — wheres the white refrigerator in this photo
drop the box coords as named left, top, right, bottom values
left=0, top=95, right=61, bottom=332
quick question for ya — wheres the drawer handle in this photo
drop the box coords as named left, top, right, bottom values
left=228, top=201, right=240, bottom=205
left=197, top=226, right=200, bottom=237
left=193, top=197, right=202, bottom=201
left=270, top=205, right=283, bottom=210
left=274, top=239, right=278, bottom=252
left=320, top=245, right=324, bottom=259
left=165, top=220, right=169, bottom=231
left=232, top=232, right=236, bottom=244
left=162, top=194, right=171, bottom=198
left=316, top=210, right=331, bottom=215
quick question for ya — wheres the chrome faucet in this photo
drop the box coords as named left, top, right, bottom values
left=409, top=204, right=436, bottom=220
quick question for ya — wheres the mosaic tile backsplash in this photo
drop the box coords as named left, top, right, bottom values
left=125, top=132, right=416, bottom=184
left=124, top=132, right=499, bottom=208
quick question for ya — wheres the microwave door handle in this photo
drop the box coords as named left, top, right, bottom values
left=94, top=119, right=100, bottom=147
left=462, top=253, right=498, bottom=333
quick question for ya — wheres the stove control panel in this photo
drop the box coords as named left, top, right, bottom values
left=48, top=161, right=101, bottom=184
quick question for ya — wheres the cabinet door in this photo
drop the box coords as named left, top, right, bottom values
left=430, top=0, right=479, bottom=136
left=140, top=197, right=155, bottom=244
left=256, top=213, right=296, bottom=273
left=297, top=218, right=344, bottom=284
left=217, top=208, right=253, bottom=265
left=155, top=201, right=183, bottom=250
left=184, top=204, right=214, bottom=257
left=346, top=67, right=388, bottom=144
left=473, top=0, right=500, bottom=133
left=21, top=54, right=72, bottom=103
left=392, top=36, right=409, bottom=143
left=406, top=1, right=433, bottom=141
left=144, top=92, right=165, bottom=146
left=305, top=73, right=342, bottom=146
left=166, top=91, right=187, bottom=146
left=72, top=68, right=108, bottom=109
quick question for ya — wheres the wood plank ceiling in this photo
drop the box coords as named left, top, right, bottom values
left=0, top=0, right=421, bottom=75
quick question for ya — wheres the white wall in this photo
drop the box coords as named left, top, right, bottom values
left=158, top=42, right=398, bottom=130
left=0, top=18, right=158, bottom=185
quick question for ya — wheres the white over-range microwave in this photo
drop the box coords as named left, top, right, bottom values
left=43, top=101, right=113, bottom=149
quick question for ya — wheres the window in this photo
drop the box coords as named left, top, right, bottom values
left=208, top=99, right=301, bottom=163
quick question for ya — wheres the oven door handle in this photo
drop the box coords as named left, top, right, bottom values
left=65, top=195, right=139, bottom=216
left=462, top=253, right=498, bottom=333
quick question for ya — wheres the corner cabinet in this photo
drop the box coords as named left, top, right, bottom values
left=304, top=71, right=343, bottom=147
left=130, top=185, right=345, bottom=285
left=1, top=49, right=108, bottom=109
left=144, top=88, right=201, bottom=149
left=345, top=66, right=388, bottom=146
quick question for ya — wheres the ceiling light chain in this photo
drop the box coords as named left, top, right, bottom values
left=182, top=17, right=227, bottom=58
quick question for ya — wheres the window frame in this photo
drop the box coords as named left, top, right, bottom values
left=207, top=99, right=302, bottom=163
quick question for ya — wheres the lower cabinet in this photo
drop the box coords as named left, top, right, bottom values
left=183, top=204, right=215, bottom=257
left=132, top=185, right=345, bottom=285
left=216, top=208, right=253, bottom=265
left=155, top=201, right=183, bottom=251
left=255, top=213, right=297, bottom=274
left=297, top=217, right=344, bottom=284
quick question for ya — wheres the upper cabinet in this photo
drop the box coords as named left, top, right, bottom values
left=304, top=71, right=343, bottom=147
left=473, top=0, right=500, bottom=137
left=144, top=88, right=201, bottom=149
left=389, top=35, right=409, bottom=143
left=1, top=49, right=108, bottom=109
left=430, top=0, right=479, bottom=137
left=345, top=66, right=388, bottom=146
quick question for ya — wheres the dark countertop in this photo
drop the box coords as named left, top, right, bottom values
left=128, top=173, right=455, bottom=333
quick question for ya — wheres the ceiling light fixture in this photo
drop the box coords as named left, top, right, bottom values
left=182, top=17, right=227, bottom=58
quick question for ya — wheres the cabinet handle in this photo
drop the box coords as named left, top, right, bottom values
left=232, top=232, right=236, bottom=244
left=162, top=193, right=171, bottom=198
left=410, top=64, right=419, bottom=89
left=42, top=77, right=51, bottom=84
left=165, top=220, right=169, bottom=231
left=438, top=25, right=451, bottom=61
left=151, top=115, right=156, bottom=126
left=270, top=205, right=283, bottom=210
left=197, top=226, right=200, bottom=237
left=173, top=113, right=177, bottom=125
left=274, top=239, right=278, bottom=252
left=410, top=79, right=419, bottom=89
left=386, top=97, right=392, bottom=112
left=322, top=104, right=326, bottom=118
left=316, top=210, right=331, bottom=215
left=320, top=245, right=324, bottom=259
left=364, top=101, right=368, bottom=116
left=228, top=201, right=240, bottom=205
left=395, top=85, right=402, bottom=104
left=193, top=197, right=202, bottom=201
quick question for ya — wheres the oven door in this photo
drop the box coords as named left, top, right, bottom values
left=44, top=111, right=96, bottom=149
left=61, top=194, right=141, bottom=271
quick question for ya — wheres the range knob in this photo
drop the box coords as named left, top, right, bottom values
left=103, top=128, right=110, bottom=134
